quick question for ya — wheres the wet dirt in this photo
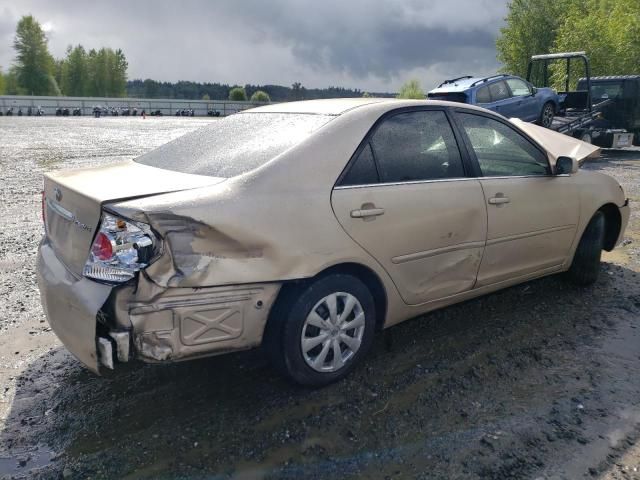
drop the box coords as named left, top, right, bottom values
left=1, top=117, right=639, bottom=479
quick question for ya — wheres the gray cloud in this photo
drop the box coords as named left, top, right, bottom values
left=0, top=0, right=507, bottom=92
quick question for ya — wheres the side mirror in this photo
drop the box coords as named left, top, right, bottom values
left=555, top=156, right=579, bottom=175
left=531, top=87, right=538, bottom=96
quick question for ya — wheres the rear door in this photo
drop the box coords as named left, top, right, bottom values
left=331, top=108, right=487, bottom=305
left=453, top=110, right=580, bottom=286
left=480, top=80, right=516, bottom=117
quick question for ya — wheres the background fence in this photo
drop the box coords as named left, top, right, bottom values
left=0, top=95, right=271, bottom=116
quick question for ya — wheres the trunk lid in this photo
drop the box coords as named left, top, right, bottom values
left=43, top=160, right=224, bottom=275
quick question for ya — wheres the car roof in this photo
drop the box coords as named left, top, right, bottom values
left=243, top=98, right=484, bottom=116
left=245, top=98, right=392, bottom=116
left=429, top=74, right=515, bottom=94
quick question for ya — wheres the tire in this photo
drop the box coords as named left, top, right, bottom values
left=567, top=211, right=605, bottom=286
left=539, top=102, right=555, bottom=128
left=265, top=274, right=376, bottom=387
left=580, top=132, right=592, bottom=144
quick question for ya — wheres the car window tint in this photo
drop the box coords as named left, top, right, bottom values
left=459, top=113, right=550, bottom=176
left=370, top=110, right=464, bottom=182
left=340, top=143, right=379, bottom=185
left=488, top=81, right=510, bottom=101
left=476, top=86, right=491, bottom=103
left=136, top=113, right=333, bottom=177
left=506, top=78, right=531, bottom=97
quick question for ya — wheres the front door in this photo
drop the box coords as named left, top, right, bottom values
left=331, top=109, right=487, bottom=305
left=504, top=78, right=539, bottom=121
left=454, top=111, right=580, bottom=286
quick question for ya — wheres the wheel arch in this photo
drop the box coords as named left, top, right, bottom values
left=267, top=262, right=388, bottom=334
left=599, top=203, right=622, bottom=251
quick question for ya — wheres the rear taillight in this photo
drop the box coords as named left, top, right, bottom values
left=83, top=212, right=158, bottom=283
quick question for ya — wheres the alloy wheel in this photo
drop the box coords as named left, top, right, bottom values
left=542, top=104, right=554, bottom=128
left=300, top=292, right=365, bottom=372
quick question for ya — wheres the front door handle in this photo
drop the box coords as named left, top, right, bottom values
left=351, top=207, right=385, bottom=218
left=488, top=194, right=510, bottom=205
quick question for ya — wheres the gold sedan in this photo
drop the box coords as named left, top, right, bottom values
left=37, top=99, right=629, bottom=386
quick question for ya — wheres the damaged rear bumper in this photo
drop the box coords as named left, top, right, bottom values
left=37, top=239, right=282, bottom=373
left=37, top=240, right=113, bottom=373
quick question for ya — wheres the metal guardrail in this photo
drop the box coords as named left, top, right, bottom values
left=0, top=95, right=271, bottom=117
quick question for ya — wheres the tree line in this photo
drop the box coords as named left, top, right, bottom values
left=125, top=79, right=391, bottom=102
left=0, top=15, right=128, bottom=97
left=497, top=0, right=640, bottom=82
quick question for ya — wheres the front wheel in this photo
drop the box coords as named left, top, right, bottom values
left=539, top=102, right=555, bottom=128
left=265, top=274, right=376, bottom=387
left=566, top=211, right=605, bottom=285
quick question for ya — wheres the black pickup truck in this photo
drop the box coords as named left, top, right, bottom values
left=577, top=75, right=640, bottom=146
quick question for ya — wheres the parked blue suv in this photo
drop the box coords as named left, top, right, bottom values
left=427, top=74, right=560, bottom=128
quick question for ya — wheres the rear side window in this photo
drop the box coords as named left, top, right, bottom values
left=340, top=143, right=379, bottom=185
left=476, top=86, right=491, bottom=103
left=136, top=113, right=333, bottom=177
left=369, top=110, right=465, bottom=183
left=488, top=81, right=510, bottom=102
left=458, top=113, right=550, bottom=176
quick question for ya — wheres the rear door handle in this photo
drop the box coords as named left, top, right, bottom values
left=488, top=195, right=510, bottom=205
left=351, top=207, right=385, bottom=218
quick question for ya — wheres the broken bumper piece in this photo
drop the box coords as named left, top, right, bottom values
left=37, top=240, right=114, bottom=373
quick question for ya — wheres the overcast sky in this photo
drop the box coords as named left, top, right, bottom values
left=0, top=0, right=508, bottom=93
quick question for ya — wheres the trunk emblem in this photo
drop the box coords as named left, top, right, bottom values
left=54, top=187, right=63, bottom=201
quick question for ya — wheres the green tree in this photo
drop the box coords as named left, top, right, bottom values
left=0, top=68, right=5, bottom=95
left=496, top=0, right=575, bottom=77
left=554, top=0, right=640, bottom=77
left=250, top=90, right=270, bottom=102
left=12, top=15, right=59, bottom=95
left=228, top=86, right=247, bottom=101
left=111, top=48, right=128, bottom=97
left=362, top=91, right=372, bottom=98
left=61, top=45, right=88, bottom=96
left=4, top=68, right=21, bottom=94
left=201, top=93, right=210, bottom=100
left=396, top=79, right=425, bottom=99
left=291, top=81, right=305, bottom=100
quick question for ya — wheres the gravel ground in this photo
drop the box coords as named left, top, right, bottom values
left=0, top=117, right=639, bottom=480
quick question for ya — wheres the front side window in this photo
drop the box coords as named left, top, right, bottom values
left=458, top=113, right=550, bottom=177
left=506, top=78, right=531, bottom=97
left=369, top=110, right=465, bottom=183
left=488, top=81, right=510, bottom=102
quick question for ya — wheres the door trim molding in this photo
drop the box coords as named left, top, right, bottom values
left=392, top=240, right=486, bottom=264
left=486, top=224, right=576, bottom=246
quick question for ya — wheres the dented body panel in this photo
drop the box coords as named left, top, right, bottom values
left=36, top=98, right=630, bottom=374
left=37, top=240, right=112, bottom=373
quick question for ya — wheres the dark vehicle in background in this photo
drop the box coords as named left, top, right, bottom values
left=427, top=74, right=560, bottom=127
left=577, top=75, right=640, bottom=146
left=526, top=52, right=636, bottom=147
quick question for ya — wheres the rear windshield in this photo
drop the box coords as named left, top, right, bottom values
left=427, top=92, right=468, bottom=103
left=135, top=112, right=333, bottom=177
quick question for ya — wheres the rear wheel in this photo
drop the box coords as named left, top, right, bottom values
left=580, top=132, right=592, bottom=144
left=539, top=102, right=555, bottom=128
left=566, top=211, right=605, bottom=285
left=265, top=274, right=376, bottom=387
